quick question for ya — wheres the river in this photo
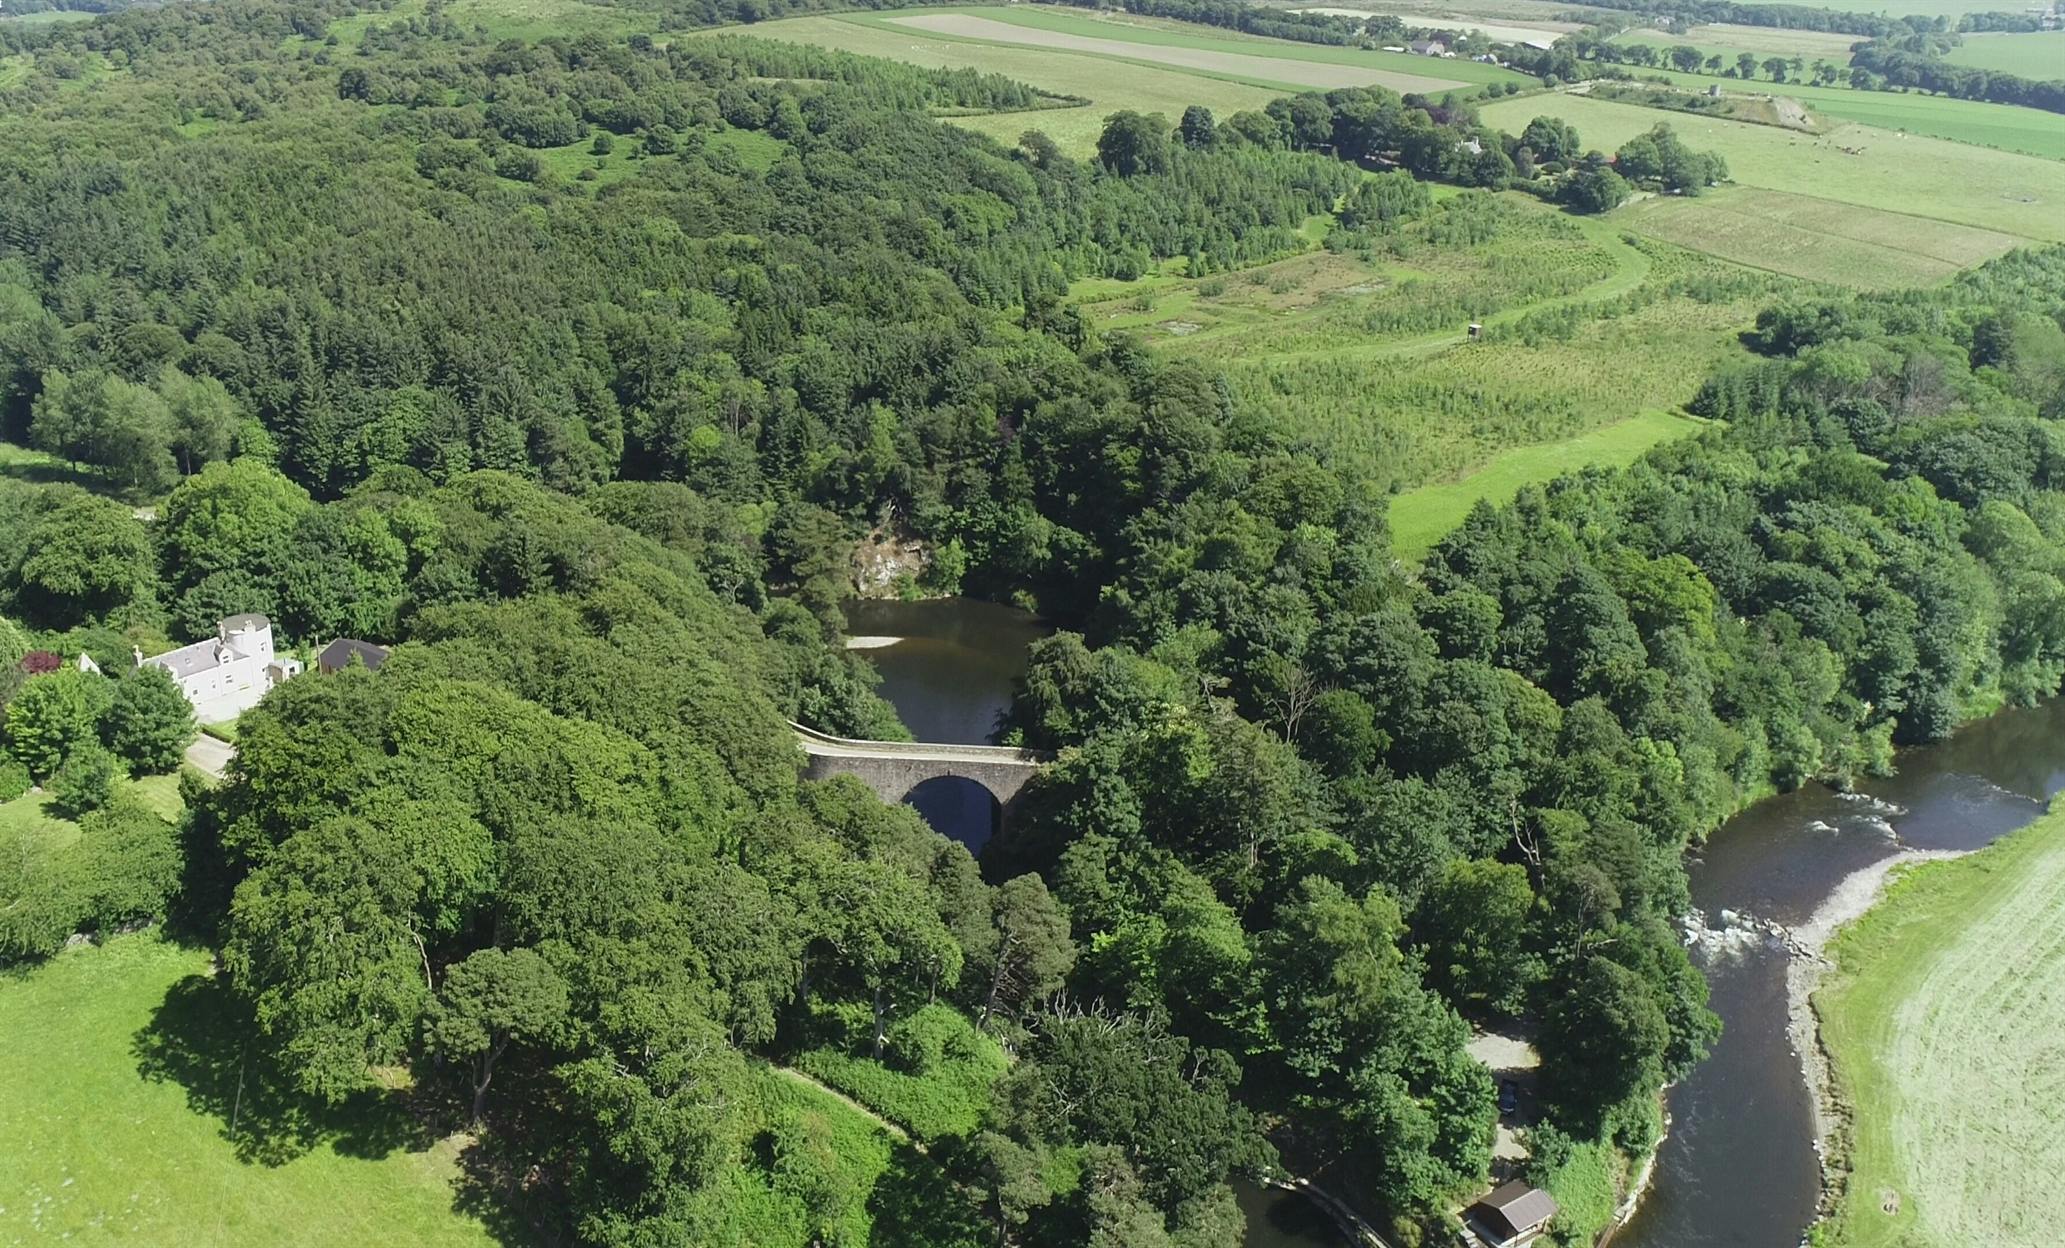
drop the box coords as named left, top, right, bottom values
left=843, top=597, right=1352, bottom=1248
left=1616, top=696, right=2065, bottom=1248
left=846, top=601, right=2065, bottom=1248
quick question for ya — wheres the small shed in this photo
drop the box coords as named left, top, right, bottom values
left=1467, top=322, right=1484, bottom=340
left=1464, top=1181, right=1558, bottom=1248
left=317, top=638, right=391, bottom=675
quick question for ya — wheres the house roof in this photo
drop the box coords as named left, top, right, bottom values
left=145, top=637, right=232, bottom=681
left=318, top=638, right=390, bottom=673
left=1470, top=1181, right=1558, bottom=1240
left=222, top=613, right=271, bottom=634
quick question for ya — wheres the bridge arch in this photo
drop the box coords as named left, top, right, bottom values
left=789, top=721, right=1051, bottom=846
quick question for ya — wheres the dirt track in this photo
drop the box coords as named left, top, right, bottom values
left=887, top=13, right=1467, bottom=93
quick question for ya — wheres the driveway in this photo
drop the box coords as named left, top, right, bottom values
left=184, top=734, right=235, bottom=780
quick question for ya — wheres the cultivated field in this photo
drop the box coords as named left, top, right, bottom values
left=1481, top=91, right=2065, bottom=243
left=1614, top=23, right=1864, bottom=62
left=0, top=935, right=501, bottom=1247
left=706, top=12, right=1283, bottom=155
left=1618, top=187, right=2024, bottom=288
left=1815, top=806, right=2065, bottom=1247
left=1944, top=31, right=2065, bottom=79
left=1288, top=4, right=1575, bottom=46
left=888, top=12, right=1465, bottom=92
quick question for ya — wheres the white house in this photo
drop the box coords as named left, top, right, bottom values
left=142, top=614, right=301, bottom=722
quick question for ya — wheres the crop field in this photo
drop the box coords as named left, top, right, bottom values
left=1614, top=23, right=1864, bottom=62
left=1618, top=187, right=2024, bottom=287
left=701, top=13, right=1284, bottom=155
left=1481, top=91, right=2065, bottom=243
left=1944, top=31, right=2065, bottom=79
left=0, top=934, right=501, bottom=1247
left=887, top=12, right=1466, bottom=91
left=1815, top=807, right=2065, bottom=1247
left=1283, top=4, right=1575, bottom=46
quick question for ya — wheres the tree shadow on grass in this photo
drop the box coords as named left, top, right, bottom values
left=131, top=971, right=433, bottom=1167
left=869, top=1138, right=987, bottom=1248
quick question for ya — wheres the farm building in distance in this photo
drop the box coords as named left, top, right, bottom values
left=1409, top=38, right=1448, bottom=56
left=142, top=614, right=301, bottom=723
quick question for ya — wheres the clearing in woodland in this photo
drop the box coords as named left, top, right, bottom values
left=1814, top=805, right=2065, bottom=1247
left=1072, top=196, right=1770, bottom=549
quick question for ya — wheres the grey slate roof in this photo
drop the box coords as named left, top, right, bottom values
left=317, top=638, right=390, bottom=673
left=1471, top=1181, right=1558, bottom=1240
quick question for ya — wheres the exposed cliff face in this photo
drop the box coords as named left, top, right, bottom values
left=849, top=527, right=930, bottom=598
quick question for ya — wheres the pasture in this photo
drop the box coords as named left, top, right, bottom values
left=1480, top=91, right=2065, bottom=242
left=1814, top=806, right=2065, bottom=1247
left=1617, top=187, right=2024, bottom=287
left=1607, top=67, right=2065, bottom=159
left=0, top=934, right=503, bottom=1247
left=1943, top=31, right=2065, bottom=79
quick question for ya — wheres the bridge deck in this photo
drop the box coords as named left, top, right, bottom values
left=788, top=721, right=1051, bottom=766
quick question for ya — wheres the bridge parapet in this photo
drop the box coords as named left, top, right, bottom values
left=787, top=720, right=1052, bottom=820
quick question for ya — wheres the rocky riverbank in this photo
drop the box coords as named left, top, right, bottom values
left=1783, top=847, right=1966, bottom=1223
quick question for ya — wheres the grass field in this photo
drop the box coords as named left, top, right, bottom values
left=1943, top=31, right=2065, bottom=79
left=1481, top=91, right=2065, bottom=243
left=1814, top=806, right=2065, bottom=1247
left=0, top=8, right=98, bottom=24
left=1618, top=186, right=2024, bottom=287
left=0, top=934, right=504, bottom=1247
left=1600, top=69, right=2065, bottom=159
left=1388, top=410, right=1706, bottom=555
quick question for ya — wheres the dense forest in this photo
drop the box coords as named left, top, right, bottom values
left=0, top=0, right=2063, bottom=1246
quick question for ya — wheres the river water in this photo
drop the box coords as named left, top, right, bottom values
left=1617, top=696, right=2065, bottom=1248
left=847, top=600, right=2065, bottom=1248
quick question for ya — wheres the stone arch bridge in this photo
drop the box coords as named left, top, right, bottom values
left=789, top=721, right=1052, bottom=827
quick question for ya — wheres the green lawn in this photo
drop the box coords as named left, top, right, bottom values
left=0, top=8, right=98, bottom=23
left=1942, top=31, right=2065, bottom=79
left=0, top=933, right=506, bottom=1247
left=1814, top=806, right=2065, bottom=1246
left=1388, top=410, right=1707, bottom=557
left=1480, top=91, right=2065, bottom=242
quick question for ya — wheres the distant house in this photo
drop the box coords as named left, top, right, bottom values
left=143, top=614, right=301, bottom=722
left=1464, top=1181, right=1558, bottom=1248
left=1409, top=38, right=1447, bottom=55
left=317, top=638, right=391, bottom=675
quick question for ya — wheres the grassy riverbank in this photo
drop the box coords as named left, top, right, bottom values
left=1811, top=803, right=2065, bottom=1246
